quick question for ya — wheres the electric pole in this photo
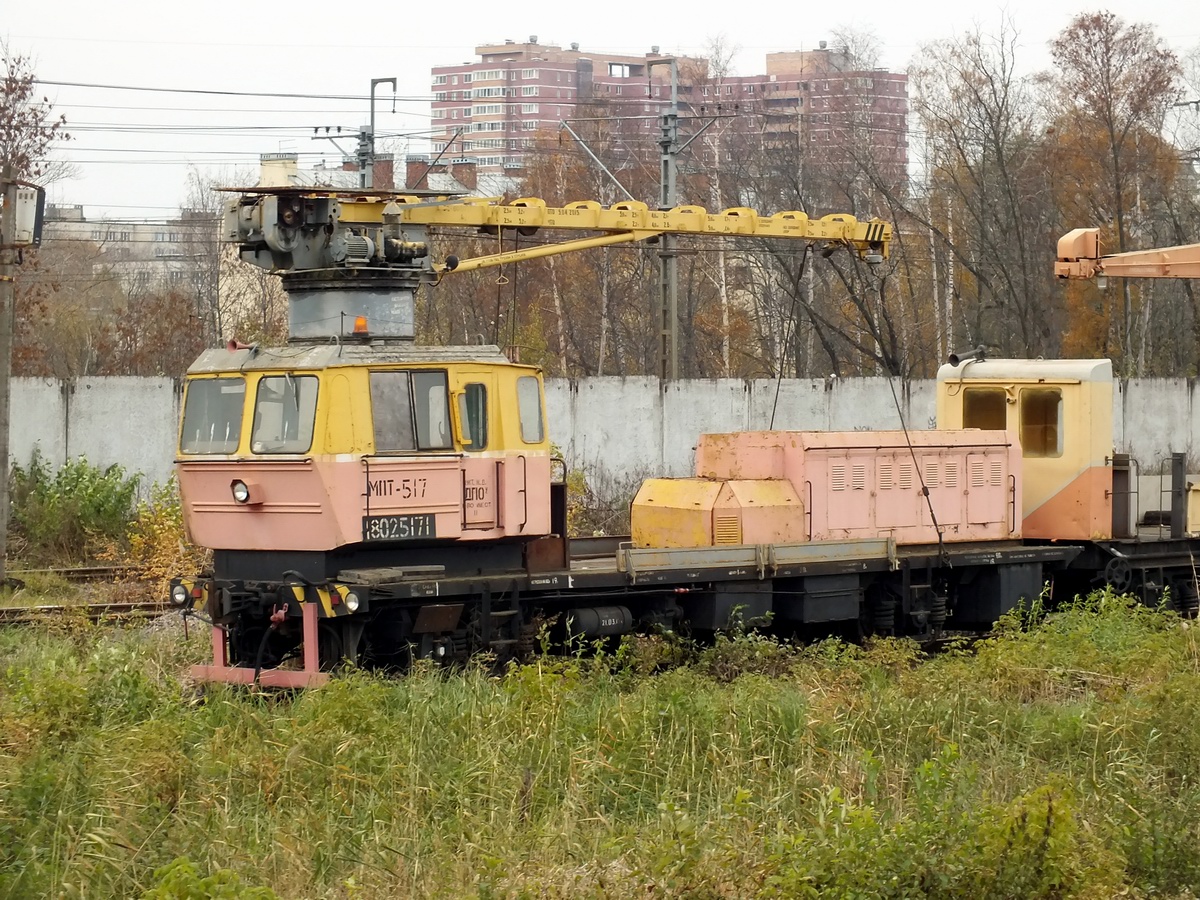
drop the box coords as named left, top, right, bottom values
left=366, top=77, right=396, bottom=189
left=0, top=168, right=16, bottom=585
left=649, top=58, right=680, bottom=380
left=0, top=169, right=44, bottom=586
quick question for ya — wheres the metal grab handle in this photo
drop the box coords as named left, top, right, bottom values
left=1008, top=473, right=1017, bottom=534
left=519, top=455, right=528, bottom=531
left=362, top=457, right=372, bottom=527
left=495, top=459, right=504, bottom=529
left=805, top=480, right=813, bottom=541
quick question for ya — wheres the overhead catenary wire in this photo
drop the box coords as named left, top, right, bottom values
left=35, top=79, right=433, bottom=103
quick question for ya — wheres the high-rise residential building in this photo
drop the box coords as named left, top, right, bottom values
left=429, top=38, right=697, bottom=183
left=427, top=38, right=907, bottom=192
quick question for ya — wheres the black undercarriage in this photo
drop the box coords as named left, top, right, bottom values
left=184, top=533, right=1200, bottom=677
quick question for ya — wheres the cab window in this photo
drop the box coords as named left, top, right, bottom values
left=517, top=375, right=543, bottom=443
left=412, top=371, right=452, bottom=450
left=962, top=388, right=1007, bottom=431
left=180, top=377, right=245, bottom=454
left=458, top=383, right=488, bottom=450
left=370, top=371, right=416, bottom=451
left=370, top=370, right=452, bottom=452
left=1020, top=388, right=1063, bottom=457
left=251, top=375, right=318, bottom=453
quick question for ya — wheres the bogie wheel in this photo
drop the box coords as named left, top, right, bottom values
left=1104, top=557, right=1133, bottom=594
left=318, top=620, right=364, bottom=670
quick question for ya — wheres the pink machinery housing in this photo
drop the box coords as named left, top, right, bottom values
left=632, top=429, right=1020, bottom=549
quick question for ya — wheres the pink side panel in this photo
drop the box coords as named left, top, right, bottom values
left=179, top=459, right=339, bottom=551
left=336, top=457, right=467, bottom=542
left=798, top=431, right=1018, bottom=543
left=180, top=453, right=552, bottom=553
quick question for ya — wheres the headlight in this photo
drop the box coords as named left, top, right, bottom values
left=231, top=479, right=251, bottom=503
left=170, top=583, right=190, bottom=607
left=345, top=592, right=361, bottom=613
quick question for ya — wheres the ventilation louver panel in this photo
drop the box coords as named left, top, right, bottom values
left=714, top=515, right=742, bottom=545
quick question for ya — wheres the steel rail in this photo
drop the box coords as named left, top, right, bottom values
left=0, top=601, right=170, bottom=624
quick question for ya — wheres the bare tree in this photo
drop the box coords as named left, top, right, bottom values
left=902, top=22, right=1061, bottom=359
left=175, top=166, right=287, bottom=347
left=1049, top=12, right=1181, bottom=374
left=0, top=44, right=69, bottom=180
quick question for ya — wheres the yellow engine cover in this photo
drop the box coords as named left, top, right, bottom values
left=632, top=479, right=724, bottom=548
left=631, top=478, right=805, bottom=548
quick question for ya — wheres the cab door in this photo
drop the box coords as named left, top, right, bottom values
left=455, top=373, right=498, bottom=530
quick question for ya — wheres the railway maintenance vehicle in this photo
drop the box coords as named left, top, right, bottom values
left=167, top=191, right=1194, bottom=687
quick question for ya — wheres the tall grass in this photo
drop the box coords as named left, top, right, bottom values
left=2, top=590, right=1199, bottom=897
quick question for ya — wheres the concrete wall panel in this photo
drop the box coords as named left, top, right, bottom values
left=65, top=378, right=179, bottom=487
left=661, top=380, right=752, bottom=476
left=827, top=377, right=910, bottom=431
left=554, top=377, right=662, bottom=480
left=16, top=374, right=1200, bottom=498
left=11, top=378, right=66, bottom=469
left=1120, top=379, right=1197, bottom=471
left=747, top=379, right=831, bottom=430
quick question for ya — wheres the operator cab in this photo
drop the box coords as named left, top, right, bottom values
left=936, top=358, right=1114, bottom=540
left=175, top=343, right=555, bottom=567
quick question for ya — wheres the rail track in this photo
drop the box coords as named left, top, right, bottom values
left=0, top=565, right=167, bottom=624
left=9, top=565, right=140, bottom=583
left=0, top=601, right=173, bottom=625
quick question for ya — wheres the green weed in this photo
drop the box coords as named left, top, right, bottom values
left=9, top=449, right=140, bottom=564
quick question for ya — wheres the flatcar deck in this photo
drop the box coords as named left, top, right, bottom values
left=336, top=538, right=1082, bottom=601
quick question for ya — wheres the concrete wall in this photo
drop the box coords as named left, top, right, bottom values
left=13, top=377, right=181, bottom=487
left=10, top=375, right=1200, bottom=506
left=543, top=377, right=935, bottom=484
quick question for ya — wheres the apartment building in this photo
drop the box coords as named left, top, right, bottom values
left=42, top=204, right=212, bottom=296
left=428, top=38, right=908, bottom=186
left=430, top=37, right=698, bottom=178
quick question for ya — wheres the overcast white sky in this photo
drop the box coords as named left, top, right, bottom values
left=6, top=0, right=1200, bottom=220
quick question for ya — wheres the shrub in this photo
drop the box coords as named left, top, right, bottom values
left=565, top=464, right=643, bottom=537
left=9, top=450, right=140, bottom=564
left=141, top=857, right=278, bottom=899
left=122, top=478, right=210, bottom=588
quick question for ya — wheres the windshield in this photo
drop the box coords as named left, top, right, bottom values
left=251, top=375, right=319, bottom=454
left=180, top=377, right=245, bottom=454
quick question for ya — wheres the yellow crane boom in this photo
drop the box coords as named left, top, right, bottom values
left=224, top=188, right=892, bottom=278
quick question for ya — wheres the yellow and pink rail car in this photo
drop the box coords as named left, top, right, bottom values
left=164, top=189, right=1200, bottom=686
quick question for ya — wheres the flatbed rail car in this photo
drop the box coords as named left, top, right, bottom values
left=176, top=536, right=1079, bottom=689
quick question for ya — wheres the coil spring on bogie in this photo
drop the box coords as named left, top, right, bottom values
left=1172, top=579, right=1200, bottom=619
left=871, top=596, right=897, bottom=636
left=930, top=594, right=948, bottom=634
